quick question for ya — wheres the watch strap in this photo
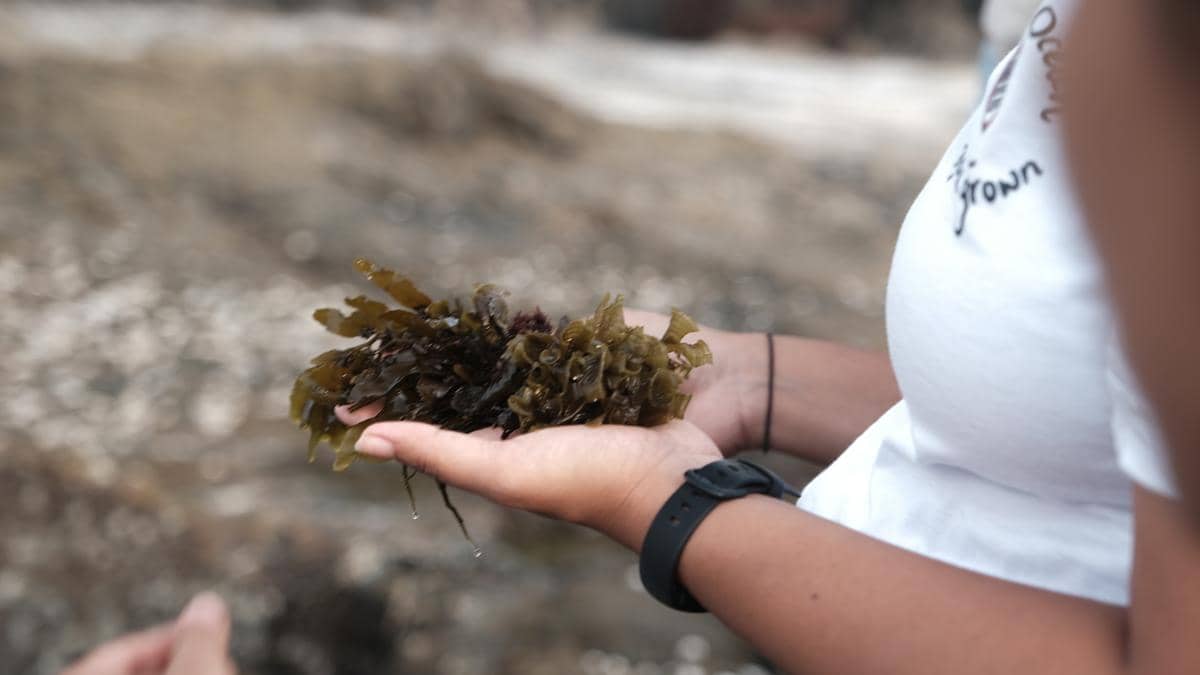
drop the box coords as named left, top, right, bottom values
left=639, top=459, right=800, bottom=613
left=639, top=479, right=722, bottom=612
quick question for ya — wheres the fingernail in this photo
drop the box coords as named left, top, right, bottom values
left=180, top=592, right=226, bottom=625
left=355, top=434, right=393, bottom=458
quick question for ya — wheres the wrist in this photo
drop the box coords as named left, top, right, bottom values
left=600, top=467, right=687, bottom=552
left=725, top=331, right=771, bottom=451
left=582, top=425, right=721, bottom=552
left=639, top=458, right=803, bottom=612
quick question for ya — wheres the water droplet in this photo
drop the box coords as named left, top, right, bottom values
left=472, top=547, right=485, bottom=559
left=410, top=511, right=420, bottom=520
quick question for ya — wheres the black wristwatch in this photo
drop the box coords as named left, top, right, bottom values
left=639, top=458, right=802, bottom=612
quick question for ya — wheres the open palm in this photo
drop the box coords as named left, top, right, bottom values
left=348, top=417, right=722, bottom=551
left=335, top=308, right=755, bottom=546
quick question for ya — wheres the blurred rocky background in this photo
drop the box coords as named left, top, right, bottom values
left=0, top=1, right=976, bottom=673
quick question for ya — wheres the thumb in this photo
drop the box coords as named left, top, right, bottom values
left=166, top=592, right=233, bottom=675
left=355, top=421, right=504, bottom=496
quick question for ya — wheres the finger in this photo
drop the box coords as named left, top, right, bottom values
left=335, top=401, right=383, bottom=426
left=166, top=592, right=233, bottom=675
left=63, top=624, right=175, bottom=675
left=355, top=421, right=505, bottom=496
left=468, top=426, right=505, bottom=442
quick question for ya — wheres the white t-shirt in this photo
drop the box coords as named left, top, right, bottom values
left=798, top=0, right=1178, bottom=606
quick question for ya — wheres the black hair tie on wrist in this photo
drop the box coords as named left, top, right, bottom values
left=763, top=332, right=774, bottom=453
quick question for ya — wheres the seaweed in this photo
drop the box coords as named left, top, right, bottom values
left=290, top=259, right=712, bottom=542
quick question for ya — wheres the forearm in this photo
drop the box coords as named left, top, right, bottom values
left=677, top=496, right=1127, bottom=675
left=730, top=333, right=899, bottom=464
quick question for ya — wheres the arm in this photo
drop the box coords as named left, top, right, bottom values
left=1061, top=0, right=1200, bottom=521
left=677, top=487, right=1198, bottom=675
left=624, top=310, right=899, bottom=464
left=756, top=335, right=899, bottom=464
left=688, top=2, right=1200, bottom=667
left=681, top=0, right=1200, bottom=669
left=354, top=417, right=1200, bottom=675
left=347, top=4, right=1200, bottom=671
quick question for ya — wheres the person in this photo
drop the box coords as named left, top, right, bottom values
left=342, top=1, right=1200, bottom=671
left=71, top=0, right=1199, bottom=671
left=62, top=593, right=235, bottom=675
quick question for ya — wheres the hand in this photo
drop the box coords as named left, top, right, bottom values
left=346, top=415, right=722, bottom=551
left=63, top=593, right=235, bottom=675
left=622, top=309, right=767, bottom=455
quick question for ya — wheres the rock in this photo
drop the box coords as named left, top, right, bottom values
left=0, top=5, right=947, bottom=672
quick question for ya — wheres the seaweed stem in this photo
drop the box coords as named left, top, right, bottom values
left=438, top=480, right=482, bottom=556
left=402, top=466, right=420, bottom=519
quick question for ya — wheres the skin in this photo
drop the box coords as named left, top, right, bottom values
left=610, top=309, right=899, bottom=463
left=1060, top=0, right=1200, bottom=523
left=345, top=2, right=1200, bottom=672
left=62, top=593, right=236, bottom=675
left=77, top=1, right=1199, bottom=671
left=345, top=323, right=1199, bottom=674
left=344, top=313, right=901, bottom=549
